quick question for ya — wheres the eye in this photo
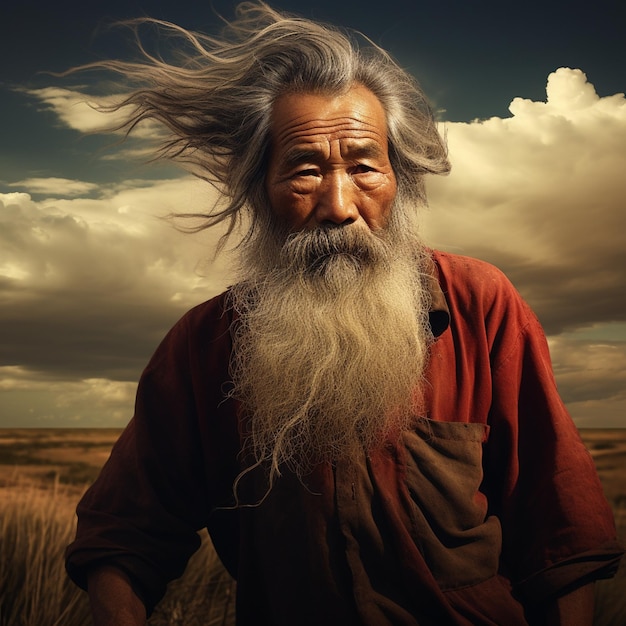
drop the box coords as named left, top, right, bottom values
left=353, top=163, right=376, bottom=174
left=297, top=169, right=317, bottom=176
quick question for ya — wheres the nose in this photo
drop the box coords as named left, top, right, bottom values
left=314, top=172, right=358, bottom=225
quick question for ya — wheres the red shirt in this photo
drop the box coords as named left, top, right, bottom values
left=66, top=251, right=623, bottom=625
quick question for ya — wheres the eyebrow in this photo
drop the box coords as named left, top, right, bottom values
left=279, top=140, right=386, bottom=169
left=345, top=142, right=386, bottom=160
left=280, top=147, right=321, bottom=168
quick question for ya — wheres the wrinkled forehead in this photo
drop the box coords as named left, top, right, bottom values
left=269, top=85, right=390, bottom=152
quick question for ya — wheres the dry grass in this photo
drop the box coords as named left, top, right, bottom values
left=0, top=474, right=92, bottom=625
left=0, top=469, right=234, bottom=626
left=0, top=430, right=234, bottom=625
left=0, top=428, right=624, bottom=625
left=580, top=430, right=626, bottom=626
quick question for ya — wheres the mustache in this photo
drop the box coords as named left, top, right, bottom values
left=279, top=225, right=389, bottom=274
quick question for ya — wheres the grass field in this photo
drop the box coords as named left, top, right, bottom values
left=0, top=429, right=236, bottom=626
left=0, top=428, right=624, bottom=625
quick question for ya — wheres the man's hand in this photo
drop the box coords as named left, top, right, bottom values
left=544, top=583, right=595, bottom=626
left=87, top=565, right=147, bottom=626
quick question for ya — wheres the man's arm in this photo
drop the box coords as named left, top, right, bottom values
left=544, top=583, right=595, bottom=626
left=87, top=566, right=147, bottom=626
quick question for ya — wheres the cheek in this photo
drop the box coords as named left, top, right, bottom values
left=369, top=180, right=397, bottom=226
left=267, top=185, right=314, bottom=228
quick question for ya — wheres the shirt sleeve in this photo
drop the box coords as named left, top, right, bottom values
left=481, top=284, right=623, bottom=606
left=65, top=293, right=240, bottom=614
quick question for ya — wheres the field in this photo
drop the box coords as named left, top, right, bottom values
left=0, top=428, right=624, bottom=625
left=0, top=429, right=235, bottom=626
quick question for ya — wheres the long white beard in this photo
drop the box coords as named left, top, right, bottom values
left=229, top=200, right=433, bottom=481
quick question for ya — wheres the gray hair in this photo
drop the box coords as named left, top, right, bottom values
left=82, top=2, right=449, bottom=243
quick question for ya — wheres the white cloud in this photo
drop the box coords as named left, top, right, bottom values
left=8, top=177, right=100, bottom=197
left=422, top=68, right=626, bottom=427
left=22, top=86, right=162, bottom=139
left=0, top=367, right=137, bottom=426
left=548, top=336, right=626, bottom=404
left=0, top=177, right=242, bottom=426
left=0, top=180, right=236, bottom=412
left=567, top=397, right=626, bottom=430
left=424, top=68, right=626, bottom=335
left=548, top=334, right=626, bottom=428
left=0, top=179, right=234, bottom=300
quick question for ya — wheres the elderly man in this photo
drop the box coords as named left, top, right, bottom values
left=65, top=3, right=623, bottom=625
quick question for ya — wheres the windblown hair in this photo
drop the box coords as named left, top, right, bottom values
left=77, top=1, right=449, bottom=244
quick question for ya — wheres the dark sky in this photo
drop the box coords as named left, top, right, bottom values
left=2, top=0, right=625, bottom=118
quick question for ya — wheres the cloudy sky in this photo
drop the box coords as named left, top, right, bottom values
left=1, top=0, right=625, bottom=428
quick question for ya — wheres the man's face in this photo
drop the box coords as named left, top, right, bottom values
left=265, top=84, right=397, bottom=233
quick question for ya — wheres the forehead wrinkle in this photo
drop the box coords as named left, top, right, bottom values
left=274, top=114, right=384, bottom=148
